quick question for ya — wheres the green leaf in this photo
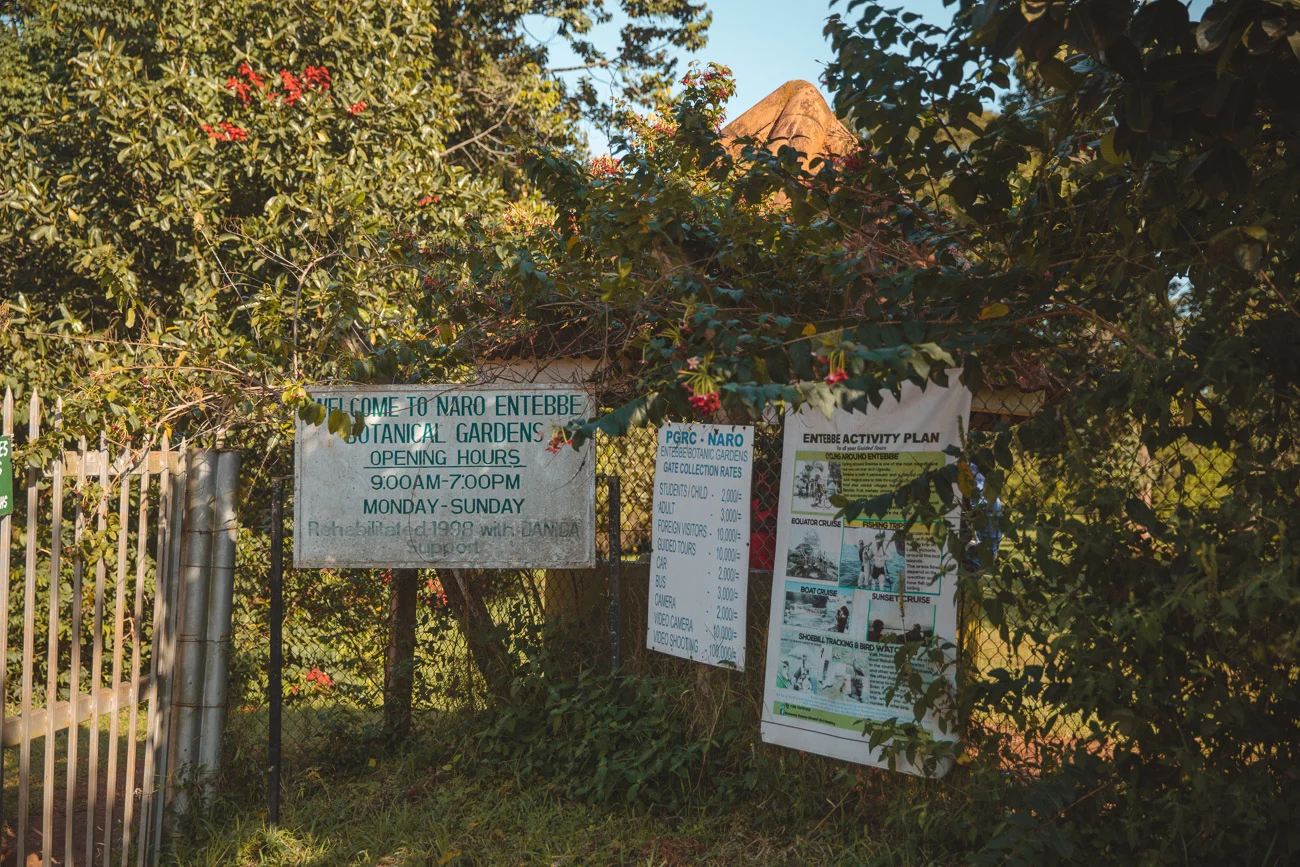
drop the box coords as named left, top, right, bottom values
left=1037, top=56, right=1076, bottom=91
left=1100, top=130, right=1123, bottom=165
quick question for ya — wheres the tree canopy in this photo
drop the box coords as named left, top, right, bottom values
left=0, top=0, right=707, bottom=449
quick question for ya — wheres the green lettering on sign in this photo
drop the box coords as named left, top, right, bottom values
left=0, top=435, right=12, bottom=518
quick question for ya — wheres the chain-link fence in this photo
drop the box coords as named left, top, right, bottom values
left=222, top=391, right=1069, bottom=797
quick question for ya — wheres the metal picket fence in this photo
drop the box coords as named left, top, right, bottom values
left=0, top=390, right=211, bottom=867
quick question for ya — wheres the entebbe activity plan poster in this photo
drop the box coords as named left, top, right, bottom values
left=648, top=423, right=753, bottom=669
left=294, top=385, right=595, bottom=569
left=760, top=379, right=971, bottom=776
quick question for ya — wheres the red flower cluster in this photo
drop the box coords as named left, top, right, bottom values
left=679, top=63, right=735, bottom=126
left=423, top=577, right=448, bottom=608
left=280, top=70, right=304, bottom=105
left=239, top=62, right=266, bottom=90
left=681, top=64, right=732, bottom=87
left=588, top=154, right=620, bottom=177
left=225, top=76, right=251, bottom=103
left=304, top=667, right=334, bottom=688
left=825, top=368, right=849, bottom=386
left=201, top=121, right=248, bottom=142
left=835, top=150, right=872, bottom=174
left=226, top=62, right=331, bottom=107
left=689, top=391, right=721, bottom=414
left=416, top=194, right=441, bottom=206
left=347, top=100, right=367, bottom=115
left=226, top=62, right=267, bottom=104
left=303, top=65, right=331, bottom=91
left=546, top=429, right=573, bottom=454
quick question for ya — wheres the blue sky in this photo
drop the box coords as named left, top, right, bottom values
left=528, top=0, right=957, bottom=155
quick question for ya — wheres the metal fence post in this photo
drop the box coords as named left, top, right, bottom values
left=268, top=479, right=283, bottom=826
left=606, top=475, right=622, bottom=673
left=169, top=448, right=216, bottom=817
left=199, top=450, right=241, bottom=797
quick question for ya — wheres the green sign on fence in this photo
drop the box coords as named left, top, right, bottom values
left=0, top=435, right=12, bottom=517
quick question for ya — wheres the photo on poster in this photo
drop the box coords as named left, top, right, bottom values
left=840, top=527, right=905, bottom=591
left=822, top=644, right=871, bottom=704
left=775, top=637, right=871, bottom=705
left=774, top=637, right=832, bottom=696
left=865, top=596, right=937, bottom=644
left=784, top=523, right=842, bottom=583
left=782, top=582, right=854, bottom=634
left=791, top=458, right=842, bottom=514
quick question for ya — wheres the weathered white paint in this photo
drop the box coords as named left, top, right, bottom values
left=294, top=384, right=596, bottom=569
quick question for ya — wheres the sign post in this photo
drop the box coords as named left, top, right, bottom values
left=294, top=385, right=595, bottom=569
left=648, top=423, right=753, bottom=670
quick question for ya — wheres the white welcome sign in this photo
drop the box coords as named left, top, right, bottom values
left=294, top=385, right=595, bottom=569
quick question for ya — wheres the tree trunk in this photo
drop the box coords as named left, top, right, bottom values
left=383, top=568, right=419, bottom=742
left=443, top=568, right=513, bottom=699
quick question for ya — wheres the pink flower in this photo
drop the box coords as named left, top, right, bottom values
left=686, top=356, right=701, bottom=370
left=825, top=369, right=849, bottom=386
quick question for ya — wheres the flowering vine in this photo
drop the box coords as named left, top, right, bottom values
left=545, top=427, right=574, bottom=454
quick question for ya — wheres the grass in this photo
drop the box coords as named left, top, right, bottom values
left=171, top=738, right=977, bottom=867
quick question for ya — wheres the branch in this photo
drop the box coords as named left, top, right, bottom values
left=547, top=58, right=616, bottom=74
left=1059, top=302, right=1157, bottom=360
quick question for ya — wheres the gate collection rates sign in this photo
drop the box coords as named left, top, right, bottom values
left=760, top=380, right=971, bottom=776
left=294, top=385, right=595, bottom=569
left=648, top=423, right=753, bottom=670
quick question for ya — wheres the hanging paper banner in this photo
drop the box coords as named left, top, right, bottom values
left=760, top=380, right=971, bottom=776
left=648, top=423, right=753, bottom=669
